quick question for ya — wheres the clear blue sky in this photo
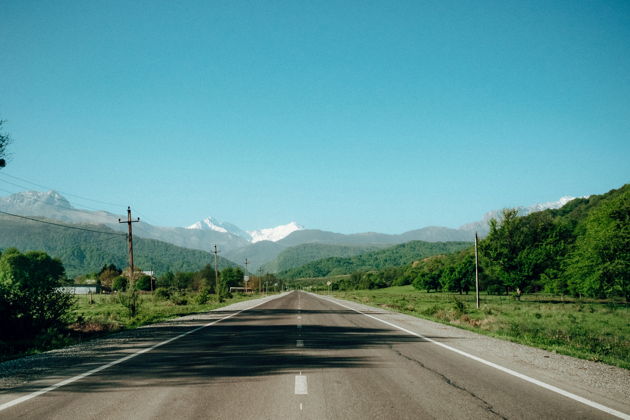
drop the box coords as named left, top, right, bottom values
left=1, top=0, right=629, bottom=234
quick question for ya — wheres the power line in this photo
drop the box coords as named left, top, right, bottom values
left=0, top=176, right=163, bottom=227
left=0, top=177, right=116, bottom=214
left=0, top=172, right=125, bottom=209
left=0, top=210, right=125, bottom=236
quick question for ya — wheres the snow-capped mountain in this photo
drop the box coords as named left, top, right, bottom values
left=186, top=217, right=251, bottom=241
left=186, top=218, right=304, bottom=243
left=248, top=222, right=304, bottom=243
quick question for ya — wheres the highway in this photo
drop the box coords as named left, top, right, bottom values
left=1, top=291, right=628, bottom=419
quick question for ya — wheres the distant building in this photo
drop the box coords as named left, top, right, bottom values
left=57, top=286, right=99, bottom=295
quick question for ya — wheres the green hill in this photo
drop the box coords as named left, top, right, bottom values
left=0, top=215, right=236, bottom=277
left=261, top=243, right=384, bottom=273
left=278, top=240, right=470, bottom=279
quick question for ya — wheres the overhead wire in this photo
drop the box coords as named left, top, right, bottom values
left=0, top=172, right=125, bottom=209
left=0, top=173, right=164, bottom=226
left=0, top=209, right=126, bottom=237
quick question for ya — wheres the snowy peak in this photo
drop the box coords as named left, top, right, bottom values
left=186, top=217, right=251, bottom=240
left=248, top=222, right=304, bottom=243
left=186, top=217, right=304, bottom=243
left=0, top=190, right=73, bottom=209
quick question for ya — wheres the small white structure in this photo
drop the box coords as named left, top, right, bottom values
left=57, top=286, right=99, bottom=295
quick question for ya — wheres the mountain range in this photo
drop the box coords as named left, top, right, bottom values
left=0, top=190, right=580, bottom=272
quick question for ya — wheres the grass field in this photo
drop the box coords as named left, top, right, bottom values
left=330, top=286, right=630, bottom=369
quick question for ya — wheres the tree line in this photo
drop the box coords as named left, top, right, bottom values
left=331, top=184, right=629, bottom=301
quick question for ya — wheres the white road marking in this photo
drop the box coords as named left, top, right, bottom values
left=295, top=375, right=308, bottom=395
left=296, top=340, right=304, bottom=347
left=297, top=315, right=302, bottom=320
left=0, top=295, right=283, bottom=413
left=313, top=293, right=630, bottom=420
left=300, top=403, right=303, bottom=410
left=297, top=324, right=302, bottom=329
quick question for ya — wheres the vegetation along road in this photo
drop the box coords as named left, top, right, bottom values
left=0, top=291, right=628, bottom=419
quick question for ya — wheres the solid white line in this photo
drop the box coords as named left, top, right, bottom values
left=313, top=293, right=630, bottom=420
left=295, top=375, right=308, bottom=395
left=0, top=295, right=282, bottom=413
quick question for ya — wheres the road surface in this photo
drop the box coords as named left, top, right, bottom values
left=0, top=291, right=628, bottom=419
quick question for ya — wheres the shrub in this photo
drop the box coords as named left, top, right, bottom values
left=112, top=276, right=128, bottom=292
left=0, top=249, right=74, bottom=339
left=135, top=275, right=152, bottom=291
left=195, top=289, right=210, bottom=305
left=154, top=287, right=171, bottom=300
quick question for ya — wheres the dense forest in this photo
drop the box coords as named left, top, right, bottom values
left=0, top=216, right=236, bottom=278
left=325, top=184, right=629, bottom=301
left=277, top=240, right=471, bottom=279
left=261, top=243, right=384, bottom=273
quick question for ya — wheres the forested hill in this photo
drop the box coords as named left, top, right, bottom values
left=278, top=240, right=470, bottom=279
left=0, top=216, right=236, bottom=277
left=261, top=243, right=384, bottom=273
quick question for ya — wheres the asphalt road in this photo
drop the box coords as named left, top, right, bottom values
left=0, top=291, right=628, bottom=419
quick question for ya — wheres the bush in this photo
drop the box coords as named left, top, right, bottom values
left=170, top=293, right=188, bottom=306
left=154, top=287, right=171, bottom=300
left=135, top=275, right=152, bottom=291
left=0, top=249, right=74, bottom=340
left=118, top=289, right=141, bottom=317
left=195, top=289, right=210, bottom=304
left=112, top=276, right=128, bottom=292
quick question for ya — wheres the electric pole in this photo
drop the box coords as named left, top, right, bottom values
left=244, top=258, right=250, bottom=292
left=212, top=244, right=221, bottom=301
left=119, top=207, right=140, bottom=286
left=475, top=232, right=480, bottom=309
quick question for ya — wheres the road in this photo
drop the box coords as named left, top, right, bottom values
left=0, top=291, right=628, bottom=419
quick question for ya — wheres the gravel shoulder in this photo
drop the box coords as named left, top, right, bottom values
left=0, top=293, right=286, bottom=395
left=315, top=292, right=630, bottom=415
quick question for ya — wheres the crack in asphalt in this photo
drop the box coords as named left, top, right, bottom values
left=390, top=345, right=508, bottom=420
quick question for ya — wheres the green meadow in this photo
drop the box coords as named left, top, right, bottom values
left=330, top=286, right=630, bottom=369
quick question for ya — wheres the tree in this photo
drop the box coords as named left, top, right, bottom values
left=0, top=119, right=11, bottom=167
left=221, top=267, right=244, bottom=289
left=412, top=256, right=446, bottom=292
left=112, top=276, right=128, bottom=291
left=193, top=264, right=216, bottom=292
left=157, top=271, right=175, bottom=289
left=565, top=189, right=630, bottom=301
left=135, top=275, right=152, bottom=291
left=98, top=264, right=122, bottom=290
left=0, top=248, right=73, bottom=339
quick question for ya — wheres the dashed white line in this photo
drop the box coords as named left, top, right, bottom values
left=296, top=340, right=304, bottom=347
left=295, top=375, right=308, bottom=395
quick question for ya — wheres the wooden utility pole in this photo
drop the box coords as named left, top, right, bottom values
left=475, top=232, right=480, bottom=309
left=244, top=258, right=249, bottom=292
left=212, top=244, right=221, bottom=300
left=119, top=207, right=140, bottom=286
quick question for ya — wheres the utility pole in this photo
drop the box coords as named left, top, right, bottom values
left=244, top=258, right=250, bottom=292
left=212, top=244, right=221, bottom=301
left=475, top=232, right=480, bottom=309
left=119, top=207, right=140, bottom=287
